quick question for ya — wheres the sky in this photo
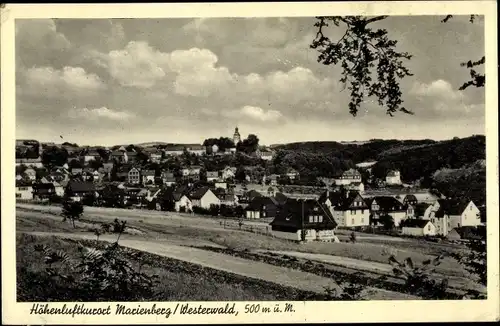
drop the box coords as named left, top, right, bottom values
left=15, top=16, right=485, bottom=146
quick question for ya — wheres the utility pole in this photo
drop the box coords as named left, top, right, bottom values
left=301, top=199, right=305, bottom=242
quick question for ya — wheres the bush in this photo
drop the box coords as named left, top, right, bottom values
left=25, top=226, right=159, bottom=301
left=389, top=255, right=448, bottom=299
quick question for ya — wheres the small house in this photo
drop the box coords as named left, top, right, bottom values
left=16, top=181, right=33, bottom=200
left=206, top=171, right=220, bottom=182
left=400, top=219, right=436, bottom=237
left=245, top=196, right=279, bottom=219
left=141, top=169, right=156, bottom=185
left=188, top=186, right=220, bottom=209
left=65, top=180, right=97, bottom=202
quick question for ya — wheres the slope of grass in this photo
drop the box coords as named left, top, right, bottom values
left=16, top=234, right=321, bottom=302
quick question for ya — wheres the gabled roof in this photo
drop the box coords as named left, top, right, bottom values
left=206, top=171, right=219, bottom=177
left=400, top=219, right=431, bottom=228
left=246, top=196, right=278, bottom=211
left=270, top=199, right=337, bottom=229
left=435, top=199, right=471, bottom=217
left=189, top=186, right=212, bottom=200
left=160, top=186, right=188, bottom=202
left=318, top=190, right=368, bottom=210
left=111, top=151, right=125, bottom=156
left=403, top=194, right=418, bottom=202
left=272, top=192, right=288, bottom=206
left=370, top=196, right=405, bottom=212
left=245, top=189, right=263, bottom=201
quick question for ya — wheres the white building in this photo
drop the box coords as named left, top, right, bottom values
left=386, top=170, right=402, bottom=185
left=401, top=219, right=437, bottom=237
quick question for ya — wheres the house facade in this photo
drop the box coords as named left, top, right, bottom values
left=319, top=190, right=370, bottom=227
left=369, top=196, right=408, bottom=227
left=221, top=167, right=236, bottom=180
left=189, top=187, right=220, bottom=209
left=186, top=145, right=206, bottom=156
left=141, top=170, right=156, bottom=185
left=386, top=170, right=402, bottom=185
left=161, top=171, right=176, bottom=186
left=426, top=199, right=481, bottom=235
left=128, top=167, right=141, bottom=184
left=335, top=169, right=362, bottom=186
left=206, top=171, right=219, bottom=182
left=16, top=182, right=33, bottom=200
left=163, top=146, right=185, bottom=156
left=401, top=219, right=437, bottom=237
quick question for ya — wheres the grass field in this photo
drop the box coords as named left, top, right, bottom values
left=16, top=233, right=323, bottom=301
left=16, top=205, right=470, bottom=279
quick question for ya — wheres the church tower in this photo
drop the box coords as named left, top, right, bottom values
left=233, top=127, right=241, bottom=145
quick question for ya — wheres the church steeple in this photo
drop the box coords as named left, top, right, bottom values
left=233, top=127, right=241, bottom=145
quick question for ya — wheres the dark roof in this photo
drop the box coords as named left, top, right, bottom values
left=403, top=194, right=418, bottom=202
left=400, top=219, right=431, bottom=228
left=16, top=180, right=33, bottom=187
left=189, top=186, right=211, bottom=200
left=164, top=145, right=185, bottom=151
left=435, top=199, right=470, bottom=217
left=141, top=170, right=156, bottom=176
left=318, top=190, right=368, bottom=211
left=371, top=196, right=406, bottom=212
left=33, top=182, right=55, bottom=192
left=245, top=189, right=263, bottom=201
left=160, top=186, right=187, bottom=202
left=246, top=196, right=278, bottom=211
left=270, top=199, right=337, bottom=230
left=67, top=180, right=96, bottom=193
left=272, top=192, right=288, bottom=206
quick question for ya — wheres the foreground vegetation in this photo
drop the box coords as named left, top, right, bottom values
left=17, top=233, right=324, bottom=301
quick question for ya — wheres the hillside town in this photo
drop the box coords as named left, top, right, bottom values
left=15, top=128, right=486, bottom=243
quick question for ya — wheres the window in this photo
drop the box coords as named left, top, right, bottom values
left=428, top=225, right=431, bottom=231
left=361, top=218, right=364, bottom=223
left=318, top=215, right=323, bottom=222
left=309, top=215, right=313, bottom=223
left=362, top=209, right=365, bottom=214
left=351, top=210, right=355, bottom=215
left=16, top=194, right=21, bottom=198
left=313, top=215, right=318, bottom=223
left=351, top=218, right=355, bottom=225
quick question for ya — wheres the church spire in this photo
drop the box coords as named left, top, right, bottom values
left=233, top=126, right=241, bottom=144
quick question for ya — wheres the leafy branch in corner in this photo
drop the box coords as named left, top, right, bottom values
left=441, top=14, right=485, bottom=90
left=310, top=16, right=414, bottom=117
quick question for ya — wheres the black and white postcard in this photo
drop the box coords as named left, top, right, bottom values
left=1, top=1, right=499, bottom=324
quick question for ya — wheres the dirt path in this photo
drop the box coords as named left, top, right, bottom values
left=259, top=250, right=484, bottom=294
left=20, top=231, right=418, bottom=300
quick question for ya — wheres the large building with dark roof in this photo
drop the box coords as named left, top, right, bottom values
left=270, top=199, right=337, bottom=242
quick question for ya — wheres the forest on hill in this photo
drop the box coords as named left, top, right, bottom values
left=273, top=135, right=486, bottom=204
